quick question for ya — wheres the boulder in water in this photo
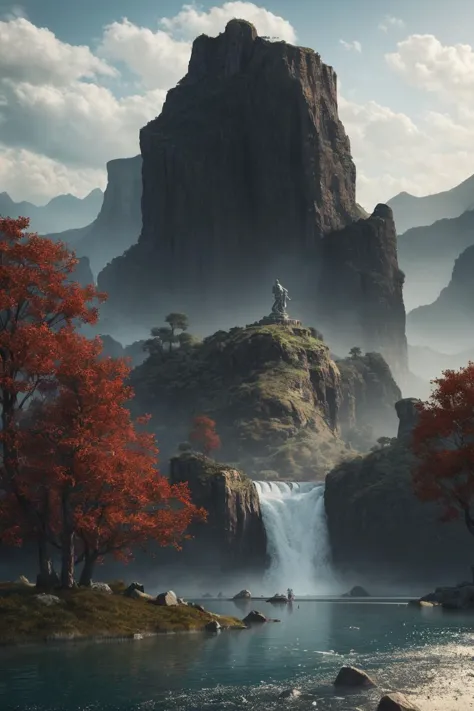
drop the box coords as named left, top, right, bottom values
left=243, top=610, right=267, bottom=624
left=343, top=586, right=370, bottom=597
left=266, top=594, right=288, bottom=604
left=278, top=688, right=302, bottom=699
left=233, top=589, right=251, bottom=599
left=334, top=665, right=376, bottom=687
left=376, top=692, right=421, bottom=711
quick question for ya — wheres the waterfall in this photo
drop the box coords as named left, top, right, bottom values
left=255, top=481, right=336, bottom=595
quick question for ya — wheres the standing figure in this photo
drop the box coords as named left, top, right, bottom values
left=272, top=279, right=290, bottom=318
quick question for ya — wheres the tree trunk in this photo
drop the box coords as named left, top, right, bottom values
left=61, top=529, right=75, bottom=588
left=78, top=550, right=97, bottom=587
left=36, top=535, right=59, bottom=589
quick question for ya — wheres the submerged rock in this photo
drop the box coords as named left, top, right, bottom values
left=278, top=688, right=302, bottom=699
left=376, top=692, right=421, bottom=711
left=205, top=620, right=221, bottom=633
left=343, top=586, right=370, bottom=598
left=233, top=590, right=252, bottom=600
left=243, top=610, right=267, bottom=624
left=334, top=665, right=376, bottom=688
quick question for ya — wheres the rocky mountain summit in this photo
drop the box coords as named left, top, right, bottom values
left=130, top=320, right=401, bottom=480
left=98, top=20, right=407, bottom=376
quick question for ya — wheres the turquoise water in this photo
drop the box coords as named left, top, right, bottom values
left=1, top=600, right=473, bottom=711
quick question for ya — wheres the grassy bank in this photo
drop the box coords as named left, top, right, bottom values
left=0, top=584, right=245, bottom=645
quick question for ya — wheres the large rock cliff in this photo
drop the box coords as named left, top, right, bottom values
left=324, top=398, right=473, bottom=584
left=168, top=452, right=267, bottom=571
left=98, top=19, right=359, bottom=330
left=49, top=156, right=142, bottom=276
left=316, top=204, right=408, bottom=378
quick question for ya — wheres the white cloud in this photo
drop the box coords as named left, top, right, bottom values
left=378, top=15, right=405, bottom=32
left=0, top=147, right=106, bottom=203
left=99, top=19, right=191, bottom=90
left=160, top=2, right=296, bottom=43
left=0, top=17, right=116, bottom=86
left=339, top=39, right=362, bottom=53
left=386, top=34, right=474, bottom=103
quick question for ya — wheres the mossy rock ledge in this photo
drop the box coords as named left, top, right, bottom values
left=131, top=323, right=353, bottom=480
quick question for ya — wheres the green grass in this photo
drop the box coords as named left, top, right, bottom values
left=0, top=585, right=245, bottom=644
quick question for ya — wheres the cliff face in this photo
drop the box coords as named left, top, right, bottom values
left=169, top=453, right=267, bottom=571
left=337, top=352, right=402, bottom=447
left=49, top=156, right=142, bottom=276
left=98, top=19, right=359, bottom=329
left=316, top=204, right=408, bottom=378
left=324, top=398, right=473, bottom=583
left=130, top=322, right=352, bottom=480
left=407, top=243, right=474, bottom=352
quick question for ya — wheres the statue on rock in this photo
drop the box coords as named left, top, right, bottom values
left=271, top=279, right=290, bottom=320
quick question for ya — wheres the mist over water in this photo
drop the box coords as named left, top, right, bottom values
left=255, top=481, right=338, bottom=596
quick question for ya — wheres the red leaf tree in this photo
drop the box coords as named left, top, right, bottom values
left=189, top=415, right=221, bottom=457
left=0, top=217, right=105, bottom=585
left=22, top=330, right=206, bottom=587
left=412, top=362, right=474, bottom=538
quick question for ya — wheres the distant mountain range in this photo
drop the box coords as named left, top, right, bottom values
left=407, top=243, right=474, bottom=352
left=47, top=156, right=142, bottom=277
left=388, top=172, right=474, bottom=235
left=0, top=189, right=103, bottom=234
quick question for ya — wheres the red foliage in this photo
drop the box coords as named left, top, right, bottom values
left=0, top=217, right=105, bottom=540
left=189, top=415, right=221, bottom=457
left=412, top=362, right=474, bottom=535
left=14, top=330, right=206, bottom=584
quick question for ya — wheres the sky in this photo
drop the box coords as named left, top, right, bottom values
left=1, top=0, right=474, bottom=211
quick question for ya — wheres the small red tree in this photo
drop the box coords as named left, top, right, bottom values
left=22, top=330, right=206, bottom=587
left=0, top=216, right=105, bottom=585
left=189, top=415, right=221, bottom=457
left=412, top=362, right=474, bottom=538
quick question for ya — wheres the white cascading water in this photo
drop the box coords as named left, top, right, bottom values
left=255, top=481, right=336, bottom=595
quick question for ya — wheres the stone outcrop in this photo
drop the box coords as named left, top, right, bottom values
left=98, top=19, right=364, bottom=333
left=130, top=322, right=353, bottom=480
left=337, top=352, right=401, bottom=447
left=50, top=156, right=142, bottom=276
left=376, top=693, right=421, bottom=711
left=334, top=665, right=376, bottom=687
left=395, top=398, right=421, bottom=441
left=407, top=243, right=474, bottom=352
left=316, top=204, right=408, bottom=378
left=168, top=453, right=267, bottom=571
left=324, top=401, right=474, bottom=582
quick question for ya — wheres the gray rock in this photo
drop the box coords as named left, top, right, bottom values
left=233, top=589, right=252, bottom=600
left=124, top=582, right=145, bottom=596
left=16, top=575, right=34, bottom=587
left=190, top=603, right=206, bottom=612
left=90, top=582, right=112, bottom=594
left=129, top=589, right=154, bottom=601
left=205, top=620, right=221, bottom=632
left=376, top=692, right=421, bottom=711
left=34, top=594, right=63, bottom=607
left=266, top=594, right=288, bottom=604
left=278, top=688, right=301, bottom=699
left=334, top=665, right=376, bottom=687
left=177, top=597, right=188, bottom=605
left=243, top=610, right=267, bottom=624
left=155, top=590, right=178, bottom=606
left=343, top=586, right=370, bottom=598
